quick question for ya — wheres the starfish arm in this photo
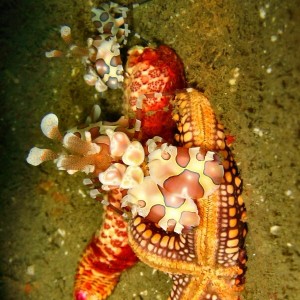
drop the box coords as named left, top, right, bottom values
left=127, top=147, right=247, bottom=300
left=74, top=192, right=138, bottom=300
left=168, top=273, right=245, bottom=300
left=128, top=216, right=200, bottom=275
left=171, top=89, right=226, bottom=150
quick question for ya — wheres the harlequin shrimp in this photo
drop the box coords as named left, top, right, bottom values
left=45, top=0, right=152, bottom=92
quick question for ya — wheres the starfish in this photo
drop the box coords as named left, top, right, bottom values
left=127, top=89, right=247, bottom=300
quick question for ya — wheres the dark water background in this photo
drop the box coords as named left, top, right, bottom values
left=0, top=0, right=299, bottom=299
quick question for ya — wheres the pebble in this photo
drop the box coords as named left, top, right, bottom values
left=285, top=190, right=292, bottom=197
left=271, top=35, right=278, bottom=42
left=259, top=7, right=266, bottom=19
left=57, top=228, right=66, bottom=237
left=26, top=265, right=35, bottom=276
left=270, top=225, right=281, bottom=236
left=253, top=127, right=263, bottom=137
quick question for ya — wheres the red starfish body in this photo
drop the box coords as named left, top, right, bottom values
left=124, top=45, right=186, bottom=142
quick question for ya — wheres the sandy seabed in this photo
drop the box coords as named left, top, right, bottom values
left=0, top=0, right=299, bottom=299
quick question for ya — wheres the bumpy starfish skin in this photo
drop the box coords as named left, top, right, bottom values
left=171, top=89, right=226, bottom=150
left=127, top=89, right=247, bottom=300
left=74, top=190, right=138, bottom=300
left=124, top=45, right=186, bottom=142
